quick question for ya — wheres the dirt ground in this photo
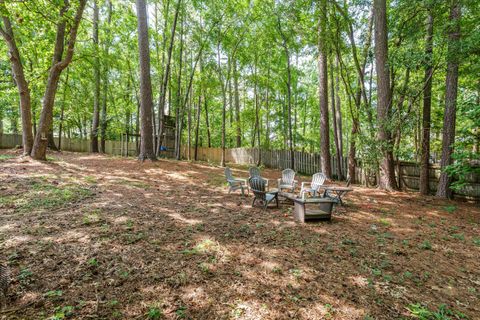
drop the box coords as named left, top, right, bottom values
left=0, top=149, right=479, bottom=320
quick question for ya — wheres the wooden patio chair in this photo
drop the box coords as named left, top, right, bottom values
left=249, top=166, right=269, bottom=190
left=277, top=168, right=297, bottom=192
left=249, top=177, right=278, bottom=210
left=225, top=167, right=248, bottom=196
left=300, top=172, right=327, bottom=200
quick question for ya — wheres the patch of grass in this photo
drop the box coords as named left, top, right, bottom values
left=88, top=258, right=99, bottom=267
left=341, top=238, right=356, bottom=245
left=0, top=154, right=15, bottom=161
left=473, top=238, right=480, bottom=247
left=407, top=303, right=466, bottom=320
left=48, top=305, right=74, bottom=320
left=84, top=176, right=97, bottom=184
left=206, top=175, right=226, bottom=187
left=444, top=205, right=457, bottom=213
left=371, top=268, right=382, bottom=276
left=0, top=178, right=93, bottom=212
left=289, top=268, right=302, bottom=279
left=18, top=268, right=33, bottom=286
left=378, top=218, right=391, bottom=227
left=198, top=262, right=212, bottom=274
left=82, top=210, right=102, bottom=225
left=451, top=233, right=465, bottom=241
left=272, top=266, right=283, bottom=274
left=44, top=290, right=63, bottom=298
left=147, top=307, right=163, bottom=319
left=419, top=240, right=432, bottom=250
left=123, top=232, right=145, bottom=244
left=175, top=306, right=187, bottom=319
left=117, top=179, right=150, bottom=189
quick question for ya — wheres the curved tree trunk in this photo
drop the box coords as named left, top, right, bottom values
left=0, top=4, right=34, bottom=155
left=31, top=1, right=87, bottom=160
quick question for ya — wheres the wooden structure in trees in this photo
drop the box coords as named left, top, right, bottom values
left=119, top=115, right=175, bottom=157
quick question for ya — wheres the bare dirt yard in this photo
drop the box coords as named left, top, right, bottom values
left=0, top=149, right=479, bottom=320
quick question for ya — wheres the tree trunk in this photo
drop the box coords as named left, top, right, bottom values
left=136, top=0, right=156, bottom=161
left=91, top=0, right=100, bottom=153
left=204, top=96, right=211, bottom=148
left=100, top=0, right=112, bottom=153
left=233, top=58, right=241, bottom=147
left=58, top=70, right=69, bottom=150
left=374, top=0, right=397, bottom=190
left=318, top=0, right=331, bottom=178
left=216, top=42, right=227, bottom=167
left=31, top=1, right=86, bottom=160
left=330, top=57, right=343, bottom=180
left=194, top=93, right=201, bottom=160
left=157, top=0, right=181, bottom=154
left=419, top=11, right=434, bottom=195
left=437, top=0, right=461, bottom=199
left=335, top=57, right=344, bottom=178
left=0, top=3, right=34, bottom=155
left=349, top=119, right=359, bottom=184
left=174, top=17, right=184, bottom=160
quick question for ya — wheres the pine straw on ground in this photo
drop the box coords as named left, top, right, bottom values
left=0, top=149, right=479, bottom=320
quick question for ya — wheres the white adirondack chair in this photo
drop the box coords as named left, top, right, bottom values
left=300, top=172, right=327, bottom=200
left=277, top=168, right=297, bottom=192
left=225, top=167, right=248, bottom=196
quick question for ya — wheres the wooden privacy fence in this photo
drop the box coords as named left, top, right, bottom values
left=182, top=146, right=347, bottom=177
left=0, top=133, right=138, bottom=156
left=1, top=133, right=478, bottom=200
left=181, top=146, right=479, bottom=201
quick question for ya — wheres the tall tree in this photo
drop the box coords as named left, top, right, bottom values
left=277, top=15, right=294, bottom=169
left=100, top=0, right=113, bottom=153
left=374, top=0, right=397, bottom=190
left=0, top=1, right=34, bottom=155
left=91, top=0, right=100, bottom=153
left=233, top=58, right=241, bottom=147
left=419, top=10, right=434, bottom=195
left=136, top=0, right=156, bottom=161
left=31, top=0, right=87, bottom=160
left=436, top=0, right=461, bottom=198
left=318, top=0, right=331, bottom=178
left=157, top=0, right=181, bottom=154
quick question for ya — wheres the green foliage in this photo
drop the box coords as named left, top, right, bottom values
left=147, top=307, right=163, bottom=319
left=445, top=91, right=480, bottom=191
left=48, top=306, right=75, bottom=320
left=419, top=240, right=432, bottom=250
left=0, top=178, right=93, bottom=213
left=407, top=303, right=467, bottom=320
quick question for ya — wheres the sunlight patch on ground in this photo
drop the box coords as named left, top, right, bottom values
left=4, top=235, right=32, bottom=248
left=54, top=230, right=90, bottom=244
left=0, top=222, right=17, bottom=232
left=259, top=260, right=282, bottom=272
left=181, top=285, right=210, bottom=304
left=166, top=212, right=202, bottom=225
left=230, top=300, right=270, bottom=320
left=165, top=172, right=190, bottom=181
left=348, top=275, right=369, bottom=288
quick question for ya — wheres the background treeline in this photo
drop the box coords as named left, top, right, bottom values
left=0, top=0, right=478, bottom=197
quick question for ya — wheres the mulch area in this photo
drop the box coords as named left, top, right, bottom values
left=0, top=149, right=479, bottom=319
